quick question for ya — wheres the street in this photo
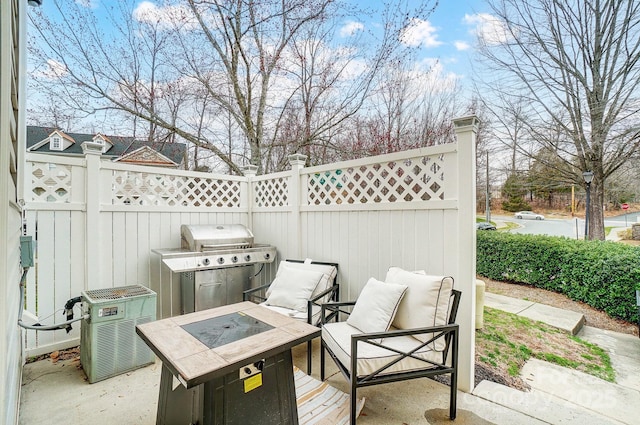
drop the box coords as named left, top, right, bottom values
left=489, top=212, right=640, bottom=239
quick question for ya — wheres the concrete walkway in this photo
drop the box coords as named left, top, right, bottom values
left=477, top=293, right=640, bottom=425
left=606, top=227, right=630, bottom=241
left=484, top=292, right=586, bottom=334
left=475, top=343, right=640, bottom=425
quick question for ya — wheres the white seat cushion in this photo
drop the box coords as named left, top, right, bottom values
left=385, top=267, right=454, bottom=351
left=260, top=303, right=322, bottom=326
left=322, top=322, right=443, bottom=377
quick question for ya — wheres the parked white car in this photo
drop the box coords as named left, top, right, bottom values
left=514, top=211, right=545, bottom=220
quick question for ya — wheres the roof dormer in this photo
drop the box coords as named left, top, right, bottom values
left=92, top=133, right=113, bottom=153
left=113, top=145, right=178, bottom=168
left=48, top=130, right=74, bottom=151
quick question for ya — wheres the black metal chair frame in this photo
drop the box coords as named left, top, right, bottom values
left=320, top=289, right=461, bottom=424
left=243, top=259, right=340, bottom=374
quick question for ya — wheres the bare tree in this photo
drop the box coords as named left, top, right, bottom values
left=25, top=96, right=79, bottom=132
left=260, top=9, right=393, bottom=171
left=28, top=0, right=226, bottom=166
left=336, top=58, right=461, bottom=159
left=480, top=92, right=530, bottom=175
left=28, top=0, right=440, bottom=174
left=465, top=97, right=498, bottom=214
left=476, top=0, right=640, bottom=239
left=253, top=1, right=441, bottom=171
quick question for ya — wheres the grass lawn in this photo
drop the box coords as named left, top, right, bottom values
left=475, top=307, right=614, bottom=389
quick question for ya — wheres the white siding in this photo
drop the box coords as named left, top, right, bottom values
left=1, top=1, right=25, bottom=423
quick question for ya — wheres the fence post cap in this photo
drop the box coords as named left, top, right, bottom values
left=288, top=153, right=307, bottom=167
left=241, top=164, right=259, bottom=177
left=81, top=141, right=104, bottom=155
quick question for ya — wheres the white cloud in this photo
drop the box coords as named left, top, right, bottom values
left=34, top=59, right=68, bottom=80
left=401, top=58, right=460, bottom=91
left=133, top=1, right=197, bottom=30
left=454, top=41, right=470, bottom=51
left=340, top=21, right=364, bottom=37
left=423, top=68, right=460, bottom=93
left=464, top=13, right=513, bottom=45
left=75, top=0, right=98, bottom=9
left=400, top=19, right=442, bottom=48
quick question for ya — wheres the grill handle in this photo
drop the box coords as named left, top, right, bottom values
left=199, top=282, right=223, bottom=288
left=200, top=243, right=251, bottom=251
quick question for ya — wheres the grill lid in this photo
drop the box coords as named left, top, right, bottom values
left=181, top=224, right=254, bottom=252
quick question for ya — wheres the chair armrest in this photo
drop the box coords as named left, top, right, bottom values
left=320, top=301, right=355, bottom=325
left=322, top=301, right=356, bottom=308
left=306, top=284, right=340, bottom=325
left=309, top=283, right=339, bottom=304
left=242, top=283, right=271, bottom=302
left=350, top=324, right=459, bottom=378
left=352, top=323, right=459, bottom=342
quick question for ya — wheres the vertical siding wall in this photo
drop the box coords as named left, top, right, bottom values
left=1, top=1, right=25, bottom=424
left=22, top=118, right=478, bottom=391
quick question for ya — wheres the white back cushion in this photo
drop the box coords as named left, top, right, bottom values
left=346, top=278, right=407, bottom=334
left=385, top=267, right=454, bottom=350
left=270, top=260, right=337, bottom=300
left=265, top=268, right=325, bottom=313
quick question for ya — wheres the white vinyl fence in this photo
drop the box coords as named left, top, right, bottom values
left=21, top=116, right=478, bottom=391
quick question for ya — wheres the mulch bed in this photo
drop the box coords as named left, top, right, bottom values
left=482, top=278, right=638, bottom=337
left=26, top=346, right=80, bottom=364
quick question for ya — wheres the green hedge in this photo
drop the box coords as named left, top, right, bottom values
left=477, top=232, right=640, bottom=322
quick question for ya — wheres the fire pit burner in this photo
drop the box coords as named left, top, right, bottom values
left=180, top=312, right=274, bottom=348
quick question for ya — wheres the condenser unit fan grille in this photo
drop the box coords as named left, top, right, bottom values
left=84, top=285, right=154, bottom=302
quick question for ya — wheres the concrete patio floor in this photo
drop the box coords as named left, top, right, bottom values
left=18, top=339, right=535, bottom=425
left=19, top=297, right=640, bottom=425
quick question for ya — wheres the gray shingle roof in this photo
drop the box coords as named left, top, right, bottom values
left=26, top=126, right=187, bottom=166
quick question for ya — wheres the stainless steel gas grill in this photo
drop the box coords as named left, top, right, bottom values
left=152, top=224, right=276, bottom=315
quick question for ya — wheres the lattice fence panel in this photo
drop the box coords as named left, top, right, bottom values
left=31, top=163, right=72, bottom=203
left=111, top=170, right=241, bottom=207
left=254, top=177, right=289, bottom=207
left=307, top=155, right=446, bottom=205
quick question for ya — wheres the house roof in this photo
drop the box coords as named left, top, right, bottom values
left=26, top=126, right=187, bottom=166
left=54, top=129, right=75, bottom=144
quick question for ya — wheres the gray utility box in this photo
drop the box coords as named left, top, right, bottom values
left=80, top=285, right=156, bottom=383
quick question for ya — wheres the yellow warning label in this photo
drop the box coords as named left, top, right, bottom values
left=244, top=373, right=263, bottom=393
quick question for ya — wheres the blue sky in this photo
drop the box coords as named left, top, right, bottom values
left=30, top=0, right=504, bottom=130
left=339, top=0, right=499, bottom=93
left=35, top=0, right=494, bottom=88
left=428, top=0, right=490, bottom=77
left=396, top=0, right=499, bottom=89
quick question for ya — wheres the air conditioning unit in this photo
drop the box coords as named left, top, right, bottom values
left=80, top=285, right=157, bottom=383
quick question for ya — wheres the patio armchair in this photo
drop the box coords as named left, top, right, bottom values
left=243, top=259, right=339, bottom=374
left=320, top=267, right=460, bottom=424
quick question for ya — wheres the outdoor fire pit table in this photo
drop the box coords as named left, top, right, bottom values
left=136, top=301, right=320, bottom=425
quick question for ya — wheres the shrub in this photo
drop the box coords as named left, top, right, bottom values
left=501, top=198, right=531, bottom=213
left=500, top=175, right=531, bottom=212
left=477, top=232, right=640, bottom=322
